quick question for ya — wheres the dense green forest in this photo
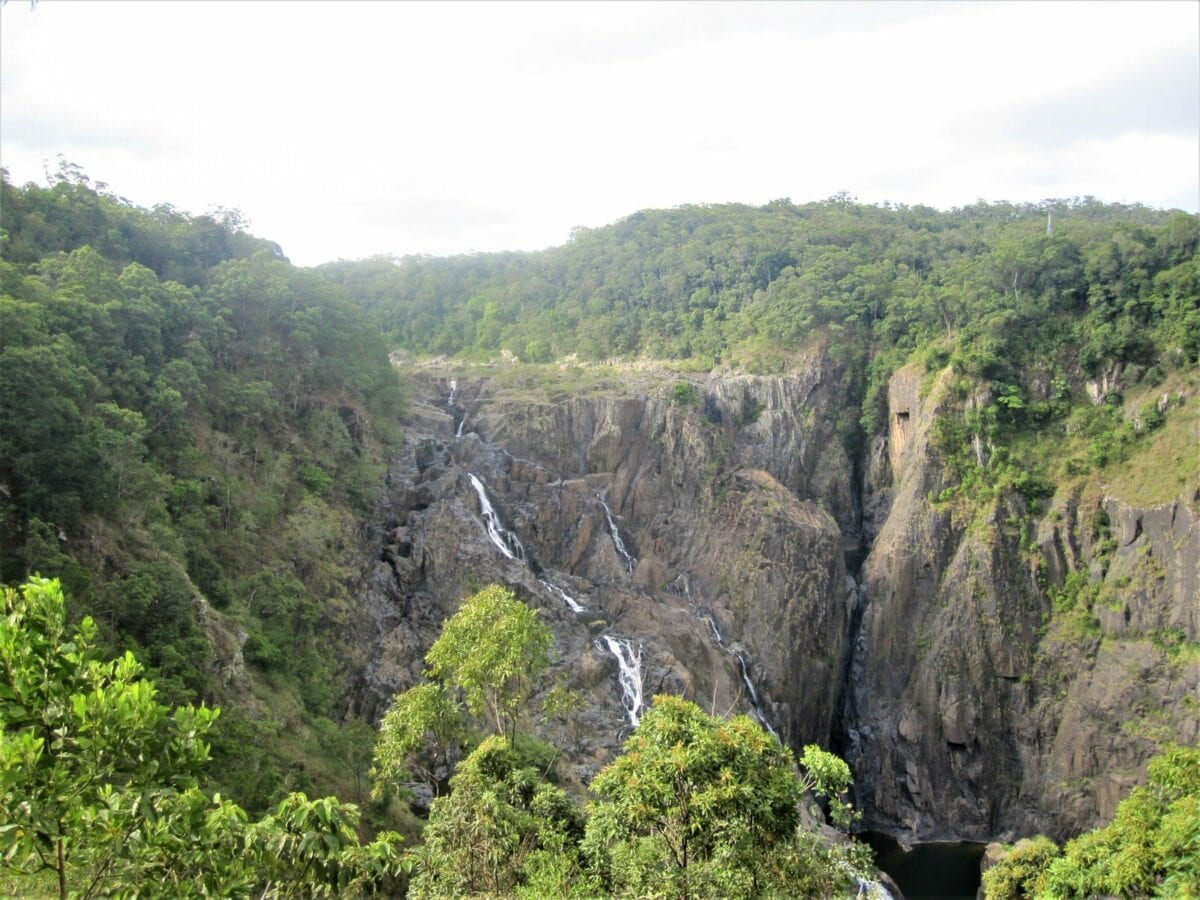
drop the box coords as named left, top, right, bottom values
left=320, top=194, right=1197, bottom=379
left=0, top=165, right=405, bottom=811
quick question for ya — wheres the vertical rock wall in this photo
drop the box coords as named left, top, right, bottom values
left=354, top=354, right=859, bottom=781
left=846, top=364, right=1200, bottom=841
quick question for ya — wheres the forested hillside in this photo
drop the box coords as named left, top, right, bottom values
left=0, top=165, right=405, bottom=809
left=321, top=195, right=1197, bottom=378
left=320, top=194, right=1198, bottom=897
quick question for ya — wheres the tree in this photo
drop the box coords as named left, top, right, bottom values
left=406, top=735, right=589, bottom=898
left=981, top=744, right=1200, bottom=898
left=798, top=743, right=856, bottom=829
left=371, top=682, right=466, bottom=798
left=0, top=577, right=405, bottom=898
left=424, top=584, right=551, bottom=747
left=0, top=577, right=214, bottom=898
left=582, top=695, right=858, bottom=899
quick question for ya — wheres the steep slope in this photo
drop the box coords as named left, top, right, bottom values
left=356, top=354, right=1198, bottom=847
left=846, top=363, right=1199, bottom=841
left=0, top=172, right=406, bottom=811
left=353, top=356, right=859, bottom=780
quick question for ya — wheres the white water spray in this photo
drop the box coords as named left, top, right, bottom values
left=842, top=860, right=894, bottom=900
left=856, top=876, right=893, bottom=899
left=456, top=414, right=467, bottom=438
left=597, top=636, right=644, bottom=727
left=447, top=378, right=457, bottom=404
left=597, top=495, right=636, bottom=572
left=468, top=474, right=525, bottom=562
left=539, top=579, right=586, bottom=613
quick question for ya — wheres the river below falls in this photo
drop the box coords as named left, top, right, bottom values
left=861, top=832, right=987, bottom=900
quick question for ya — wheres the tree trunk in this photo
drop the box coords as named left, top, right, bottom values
left=57, top=837, right=67, bottom=900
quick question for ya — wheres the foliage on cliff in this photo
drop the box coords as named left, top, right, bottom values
left=0, top=167, right=405, bottom=811
left=324, top=194, right=1197, bottom=512
left=981, top=743, right=1200, bottom=898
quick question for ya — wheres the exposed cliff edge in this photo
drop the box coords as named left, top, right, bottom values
left=351, top=357, right=1198, bottom=844
left=847, top=364, right=1199, bottom=843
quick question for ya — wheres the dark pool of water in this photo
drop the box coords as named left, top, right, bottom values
left=861, top=831, right=987, bottom=900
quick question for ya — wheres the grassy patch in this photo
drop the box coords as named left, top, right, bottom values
left=1102, top=392, right=1199, bottom=506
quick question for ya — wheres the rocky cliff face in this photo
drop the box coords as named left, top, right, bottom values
left=351, top=354, right=858, bottom=784
left=350, top=356, right=1198, bottom=842
left=846, top=365, right=1199, bottom=842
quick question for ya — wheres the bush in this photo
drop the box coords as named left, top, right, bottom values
left=672, top=381, right=700, bottom=406
left=981, top=835, right=1060, bottom=899
left=242, top=630, right=284, bottom=670
left=300, top=463, right=333, bottom=495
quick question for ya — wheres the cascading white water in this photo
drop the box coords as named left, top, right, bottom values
left=841, top=861, right=894, bottom=900
left=466, top=473, right=642, bottom=730
left=456, top=414, right=467, bottom=438
left=447, top=378, right=457, bottom=404
left=468, top=473, right=525, bottom=562
left=734, top=651, right=778, bottom=737
left=597, top=495, right=636, bottom=572
left=736, top=653, right=760, bottom=706
left=699, top=603, right=779, bottom=738
left=539, top=579, right=586, bottom=613
left=597, top=636, right=644, bottom=727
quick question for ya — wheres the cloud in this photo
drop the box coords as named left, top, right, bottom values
left=1, top=108, right=177, bottom=158
left=512, top=1, right=948, bottom=69
left=964, top=47, right=1199, bottom=147
left=2, top=0, right=1195, bottom=267
left=350, top=194, right=520, bottom=234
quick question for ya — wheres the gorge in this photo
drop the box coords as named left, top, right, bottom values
left=3, top=172, right=1197, bottom=893
left=353, top=355, right=1199, bottom=847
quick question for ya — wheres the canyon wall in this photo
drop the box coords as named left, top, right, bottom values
left=351, top=358, right=1199, bottom=841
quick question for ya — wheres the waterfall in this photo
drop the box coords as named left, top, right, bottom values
left=456, top=414, right=467, bottom=438
left=539, top=579, right=586, bottom=613
left=735, top=653, right=760, bottom=706
left=856, top=877, right=894, bottom=899
left=735, top=652, right=778, bottom=737
left=467, top=472, right=643, bottom=730
left=447, top=378, right=457, bottom=405
left=597, top=495, right=636, bottom=572
left=845, top=864, right=893, bottom=900
left=468, top=474, right=525, bottom=562
left=597, top=636, right=644, bottom=727
left=697, top=601, right=779, bottom=738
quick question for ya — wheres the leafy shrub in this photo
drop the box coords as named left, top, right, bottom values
left=981, top=835, right=1060, bottom=900
left=300, top=463, right=334, bottom=495
left=672, top=381, right=700, bottom=406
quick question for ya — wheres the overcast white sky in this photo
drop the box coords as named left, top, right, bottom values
left=2, top=1, right=1197, bottom=266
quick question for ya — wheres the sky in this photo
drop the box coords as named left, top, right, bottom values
left=2, top=0, right=1197, bottom=267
